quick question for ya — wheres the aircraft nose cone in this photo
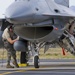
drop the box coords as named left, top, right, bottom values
left=5, top=2, right=32, bottom=24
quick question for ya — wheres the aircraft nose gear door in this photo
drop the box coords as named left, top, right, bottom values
left=31, top=43, right=39, bottom=68
left=58, top=30, right=75, bottom=55
left=64, top=31, right=75, bottom=55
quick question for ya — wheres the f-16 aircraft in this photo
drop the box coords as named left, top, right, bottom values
left=2, top=0, right=75, bottom=68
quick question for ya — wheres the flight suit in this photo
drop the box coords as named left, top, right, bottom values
left=2, top=28, right=19, bottom=68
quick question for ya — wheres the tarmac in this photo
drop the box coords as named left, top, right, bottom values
left=0, top=59, right=75, bottom=75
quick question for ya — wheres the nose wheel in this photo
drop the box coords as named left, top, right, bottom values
left=34, top=56, right=39, bottom=68
left=31, top=43, right=40, bottom=68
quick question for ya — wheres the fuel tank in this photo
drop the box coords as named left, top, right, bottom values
left=14, top=40, right=28, bottom=52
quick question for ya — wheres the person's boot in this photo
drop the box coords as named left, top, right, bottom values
left=6, top=64, right=14, bottom=68
left=13, top=61, right=19, bottom=68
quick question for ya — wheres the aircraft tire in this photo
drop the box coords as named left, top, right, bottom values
left=34, top=56, right=39, bottom=68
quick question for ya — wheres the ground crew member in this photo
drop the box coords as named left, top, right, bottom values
left=2, top=25, right=19, bottom=68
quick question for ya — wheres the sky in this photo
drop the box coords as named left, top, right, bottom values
left=69, top=0, right=75, bottom=6
left=0, top=0, right=14, bottom=18
left=0, top=0, right=75, bottom=18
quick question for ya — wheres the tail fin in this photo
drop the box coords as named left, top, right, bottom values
left=54, top=0, right=69, bottom=7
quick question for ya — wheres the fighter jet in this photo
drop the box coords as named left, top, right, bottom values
left=4, top=0, right=75, bottom=68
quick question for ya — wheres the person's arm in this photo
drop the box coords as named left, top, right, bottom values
left=7, top=37, right=18, bottom=44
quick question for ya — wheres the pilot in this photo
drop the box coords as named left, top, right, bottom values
left=2, top=25, right=19, bottom=68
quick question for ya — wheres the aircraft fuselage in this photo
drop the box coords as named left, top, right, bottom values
left=5, top=0, right=75, bottom=42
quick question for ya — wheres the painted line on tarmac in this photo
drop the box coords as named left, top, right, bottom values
left=0, top=71, right=22, bottom=75
left=0, top=72, right=15, bottom=75
left=1, top=67, right=75, bottom=75
left=0, top=68, right=37, bottom=75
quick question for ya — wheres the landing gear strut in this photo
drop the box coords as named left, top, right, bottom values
left=31, top=43, right=39, bottom=68
left=20, top=52, right=28, bottom=64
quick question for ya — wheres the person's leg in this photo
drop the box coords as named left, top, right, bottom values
left=11, top=49, right=19, bottom=68
left=6, top=48, right=14, bottom=68
left=7, top=50, right=11, bottom=65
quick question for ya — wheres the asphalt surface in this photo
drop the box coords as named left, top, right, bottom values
left=0, top=70, right=75, bottom=75
left=0, top=59, right=75, bottom=75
